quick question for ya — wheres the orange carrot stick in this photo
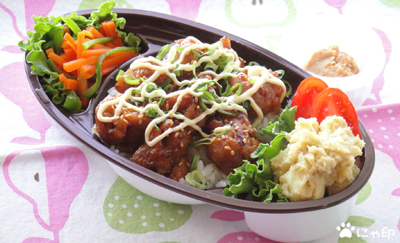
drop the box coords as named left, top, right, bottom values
left=101, top=20, right=123, bottom=47
left=45, top=48, right=54, bottom=57
left=64, top=48, right=77, bottom=62
left=59, top=74, right=78, bottom=90
left=63, top=56, right=99, bottom=73
left=87, top=26, right=105, bottom=39
left=48, top=52, right=66, bottom=66
left=82, top=48, right=111, bottom=57
left=64, top=33, right=76, bottom=47
left=76, top=32, right=85, bottom=60
left=82, top=30, right=95, bottom=39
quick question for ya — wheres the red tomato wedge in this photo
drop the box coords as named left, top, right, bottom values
left=311, top=87, right=362, bottom=138
left=291, top=77, right=328, bottom=120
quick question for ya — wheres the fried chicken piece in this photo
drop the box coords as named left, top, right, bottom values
left=95, top=95, right=152, bottom=153
left=162, top=93, right=207, bottom=129
left=130, top=119, right=192, bottom=181
left=115, top=59, right=170, bottom=93
left=229, top=73, right=283, bottom=117
left=206, top=112, right=260, bottom=174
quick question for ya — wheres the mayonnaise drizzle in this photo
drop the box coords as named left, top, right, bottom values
left=96, top=36, right=286, bottom=147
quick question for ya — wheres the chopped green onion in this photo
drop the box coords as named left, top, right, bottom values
left=158, top=97, right=165, bottom=107
left=146, top=82, right=158, bottom=93
left=214, top=125, right=232, bottom=138
left=145, top=107, right=160, bottom=119
left=179, top=83, right=190, bottom=90
left=175, top=46, right=185, bottom=52
left=203, top=62, right=218, bottom=72
left=214, top=56, right=228, bottom=65
left=191, top=138, right=212, bottom=147
left=192, top=61, right=198, bottom=79
left=221, top=83, right=243, bottom=96
left=198, top=97, right=208, bottom=111
left=224, top=64, right=234, bottom=73
left=156, top=44, right=170, bottom=60
left=185, top=170, right=207, bottom=189
left=284, top=80, right=293, bottom=97
left=116, top=70, right=125, bottom=81
left=203, top=48, right=215, bottom=56
left=235, top=83, right=243, bottom=96
left=202, top=91, right=215, bottom=101
left=191, top=154, right=201, bottom=171
left=217, top=109, right=237, bottom=116
left=274, top=69, right=285, bottom=79
left=164, top=84, right=174, bottom=93
left=172, top=64, right=183, bottom=76
left=82, top=37, right=116, bottom=50
left=191, top=49, right=202, bottom=58
left=159, top=77, right=172, bottom=88
left=248, top=78, right=256, bottom=84
left=125, top=76, right=142, bottom=85
left=243, top=100, right=251, bottom=110
left=248, top=61, right=260, bottom=66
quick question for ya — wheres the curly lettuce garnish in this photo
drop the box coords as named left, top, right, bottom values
left=223, top=105, right=297, bottom=202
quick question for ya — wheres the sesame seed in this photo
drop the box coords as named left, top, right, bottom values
left=195, top=97, right=198, bottom=102
left=188, top=130, right=192, bottom=135
left=244, top=130, right=249, bottom=133
left=224, top=120, right=229, bottom=123
left=224, top=146, right=231, bottom=150
left=243, top=124, right=248, bottom=129
left=186, top=162, right=191, bottom=167
left=139, top=120, right=142, bottom=125
left=180, top=142, right=184, bottom=148
left=243, top=138, right=247, bottom=144
left=196, top=105, right=200, bottom=109
left=179, top=162, right=183, bottom=166
left=211, top=137, right=217, bottom=143
left=221, top=135, right=226, bottom=139
left=138, top=114, right=144, bottom=119
left=231, top=150, right=235, bottom=156
left=175, top=133, right=179, bottom=138
left=169, top=113, right=174, bottom=118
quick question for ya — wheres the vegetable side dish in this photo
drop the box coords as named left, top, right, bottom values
left=304, top=45, right=359, bottom=77
left=19, top=1, right=141, bottom=112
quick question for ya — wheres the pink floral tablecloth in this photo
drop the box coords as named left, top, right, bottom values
left=0, top=0, right=399, bottom=242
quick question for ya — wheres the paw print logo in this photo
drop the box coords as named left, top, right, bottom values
left=337, top=222, right=355, bottom=238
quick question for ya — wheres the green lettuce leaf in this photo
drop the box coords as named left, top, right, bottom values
left=42, top=81, right=66, bottom=105
left=26, top=50, right=59, bottom=84
left=260, top=105, right=296, bottom=137
left=223, top=105, right=297, bottom=203
left=18, top=15, right=63, bottom=52
left=87, top=1, right=126, bottom=29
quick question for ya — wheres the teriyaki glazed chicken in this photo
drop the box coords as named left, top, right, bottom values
left=93, top=36, right=286, bottom=188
